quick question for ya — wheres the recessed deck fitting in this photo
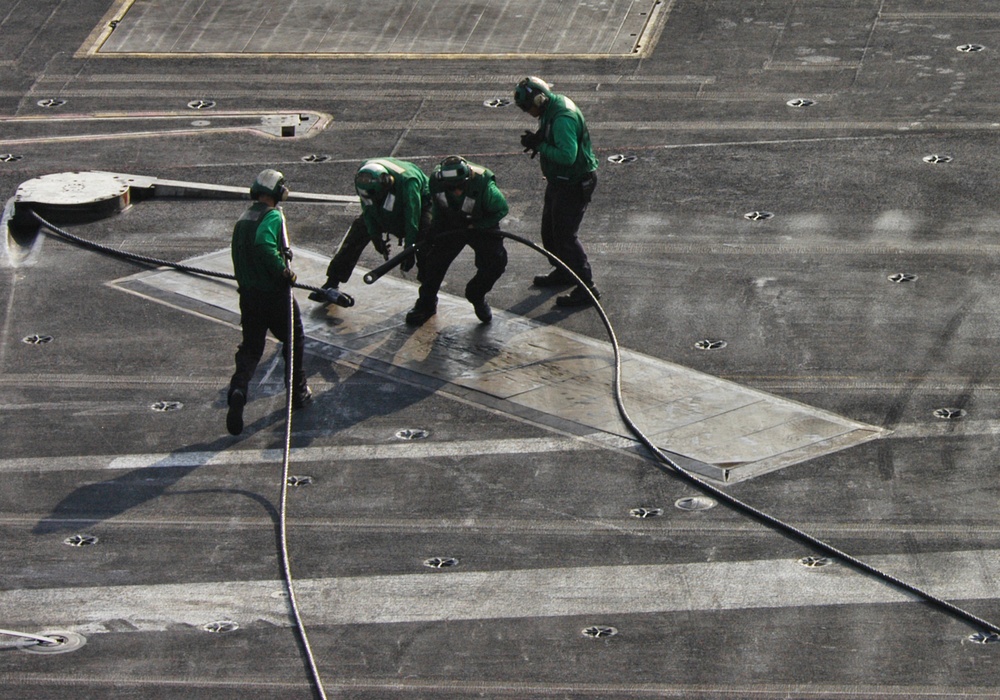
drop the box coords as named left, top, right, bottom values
left=483, top=98, right=511, bottom=108
left=396, top=428, right=430, bottom=440
left=630, top=507, right=664, bottom=518
left=187, top=100, right=216, bottom=110
left=582, top=625, right=618, bottom=638
left=744, top=211, right=774, bottom=221
left=22, top=334, right=53, bottom=345
left=694, top=339, right=727, bottom=351
left=423, top=557, right=459, bottom=569
left=923, top=155, right=953, bottom=164
left=302, top=155, right=332, bottom=163
left=36, top=99, right=65, bottom=108
left=287, top=475, right=314, bottom=486
left=17, top=630, right=86, bottom=655
left=63, top=534, right=98, bottom=547
left=151, top=401, right=183, bottom=412
left=607, top=154, right=638, bottom=164
left=957, top=44, right=986, bottom=53
left=786, top=98, right=815, bottom=108
left=968, top=632, right=1000, bottom=644
left=1, top=154, right=23, bottom=163
left=798, top=556, right=832, bottom=568
left=933, top=407, right=966, bottom=420
left=675, top=496, right=717, bottom=511
left=203, top=621, right=239, bottom=633
left=888, top=272, right=917, bottom=283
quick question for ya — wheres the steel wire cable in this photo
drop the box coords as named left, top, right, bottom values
left=32, top=211, right=329, bottom=697
left=28, top=210, right=331, bottom=296
left=29, top=212, right=1000, bottom=648
left=494, top=230, right=1000, bottom=637
left=280, top=280, right=328, bottom=700
left=0, top=628, right=61, bottom=647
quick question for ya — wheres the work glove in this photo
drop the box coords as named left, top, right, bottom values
left=372, top=235, right=390, bottom=260
left=399, top=246, right=416, bottom=272
left=520, top=129, right=543, bottom=157
left=282, top=268, right=297, bottom=285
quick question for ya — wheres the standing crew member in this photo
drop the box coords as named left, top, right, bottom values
left=227, top=169, right=311, bottom=436
left=309, top=158, right=431, bottom=305
left=405, top=156, right=509, bottom=326
left=515, top=76, right=601, bottom=307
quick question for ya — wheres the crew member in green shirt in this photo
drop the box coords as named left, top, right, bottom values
left=515, top=76, right=601, bottom=307
left=404, top=156, right=510, bottom=326
left=227, top=169, right=311, bottom=436
left=310, top=157, right=431, bottom=305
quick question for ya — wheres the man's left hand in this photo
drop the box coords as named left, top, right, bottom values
left=521, top=129, right=543, bottom=156
left=399, top=247, right=416, bottom=272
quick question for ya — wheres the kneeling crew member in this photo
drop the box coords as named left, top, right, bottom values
left=310, top=158, right=431, bottom=304
left=227, top=169, right=311, bottom=436
left=405, top=156, right=509, bottom=326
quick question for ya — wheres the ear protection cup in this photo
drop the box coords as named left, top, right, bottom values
left=514, top=76, right=551, bottom=111
left=250, top=169, right=288, bottom=201
left=355, top=162, right=396, bottom=203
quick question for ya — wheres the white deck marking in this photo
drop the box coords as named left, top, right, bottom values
left=112, top=248, right=884, bottom=482
left=90, top=0, right=665, bottom=58
left=4, top=548, right=997, bottom=633
left=0, top=438, right=592, bottom=473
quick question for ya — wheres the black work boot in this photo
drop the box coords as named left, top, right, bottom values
left=226, top=388, right=246, bottom=436
left=292, top=385, right=313, bottom=410
left=556, top=284, right=601, bottom=307
left=471, top=297, right=493, bottom=324
left=532, top=269, right=573, bottom=287
left=405, top=302, right=437, bottom=326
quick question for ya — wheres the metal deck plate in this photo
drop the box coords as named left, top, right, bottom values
left=112, top=248, right=884, bottom=482
left=89, top=0, right=668, bottom=57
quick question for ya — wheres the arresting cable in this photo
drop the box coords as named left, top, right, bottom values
left=28, top=212, right=1000, bottom=691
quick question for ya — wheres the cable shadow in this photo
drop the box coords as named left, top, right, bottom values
left=32, top=435, right=242, bottom=535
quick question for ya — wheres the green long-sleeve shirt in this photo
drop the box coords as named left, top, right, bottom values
left=536, top=94, right=599, bottom=184
left=360, top=158, right=430, bottom=246
left=430, top=162, right=508, bottom=232
left=231, top=203, right=288, bottom=295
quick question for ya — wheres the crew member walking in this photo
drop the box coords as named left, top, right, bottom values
left=227, top=169, right=311, bottom=436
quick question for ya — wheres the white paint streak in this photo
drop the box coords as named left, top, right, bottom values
left=0, top=438, right=593, bottom=473
left=4, top=549, right=998, bottom=635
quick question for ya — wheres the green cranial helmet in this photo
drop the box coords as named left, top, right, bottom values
left=514, top=76, right=552, bottom=112
left=355, top=161, right=394, bottom=204
left=250, top=168, right=288, bottom=201
left=433, top=156, right=472, bottom=187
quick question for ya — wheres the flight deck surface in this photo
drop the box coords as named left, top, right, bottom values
left=3, top=1, right=1000, bottom=698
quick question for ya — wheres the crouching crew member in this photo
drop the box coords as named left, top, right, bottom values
left=405, top=156, right=509, bottom=326
left=310, top=158, right=431, bottom=304
left=227, top=169, right=311, bottom=436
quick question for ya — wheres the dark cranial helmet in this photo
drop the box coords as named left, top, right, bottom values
left=433, top=156, right=472, bottom=187
left=514, top=76, right=552, bottom=112
left=354, top=161, right=394, bottom=205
